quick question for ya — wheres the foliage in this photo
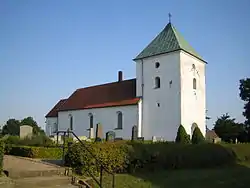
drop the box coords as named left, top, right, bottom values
left=191, top=127, right=205, bottom=144
left=3, top=135, right=54, bottom=147
left=2, top=119, right=21, bottom=136
left=239, top=78, right=250, bottom=126
left=96, top=167, right=250, bottom=188
left=175, top=125, right=190, bottom=144
left=7, top=145, right=62, bottom=159
left=0, top=140, right=4, bottom=174
left=214, top=113, right=245, bottom=143
left=1, top=116, right=45, bottom=137
left=65, top=141, right=250, bottom=176
left=20, top=116, right=45, bottom=135
left=65, top=141, right=130, bottom=176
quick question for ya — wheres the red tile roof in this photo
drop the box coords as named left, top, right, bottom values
left=46, top=79, right=139, bottom=117
left=45, top=99, right=67, bottom=118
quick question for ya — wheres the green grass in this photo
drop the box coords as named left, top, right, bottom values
left=96, top=165, right=250, bottom=188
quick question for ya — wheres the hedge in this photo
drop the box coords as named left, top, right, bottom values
left=65, top=141, right=130, bottom=176
left=0, top=140, right=4, bottom=174
left=7, top=145, right=63, bottom=159
left=65, top=141, right=250, bottom=175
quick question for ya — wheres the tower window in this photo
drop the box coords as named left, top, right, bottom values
left=89, top=113, right=93, bottom=129
left=155, top=77, right=160, bottom=89
left=155, top=62, right=160, bottom=68
left=193, top=78, right=197, bottom=89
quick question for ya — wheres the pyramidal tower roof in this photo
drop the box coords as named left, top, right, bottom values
left=134, top=22, right=204, bottom=62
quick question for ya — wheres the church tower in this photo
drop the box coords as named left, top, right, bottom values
left=133, top=21, right=206, bottom=141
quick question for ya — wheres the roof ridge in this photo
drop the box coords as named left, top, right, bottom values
left=76, top=78, right=136, bottom=91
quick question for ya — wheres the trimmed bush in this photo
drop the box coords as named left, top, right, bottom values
left=192, top=127, right=205, bottom=144
left=65, top=141, right=130, bottom=175
left=8, top=146, right=63, bottom=159
left=65, top=140, right=250, bottom=175
left=0, top=140, right=4, bottom=174
left=175, top=125, right=190, bottom=144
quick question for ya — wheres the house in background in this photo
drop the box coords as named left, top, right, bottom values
left=45, top=21, right=207, bottom=141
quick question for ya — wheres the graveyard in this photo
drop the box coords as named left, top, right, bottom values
left=1, top=123, right=250, bottom=187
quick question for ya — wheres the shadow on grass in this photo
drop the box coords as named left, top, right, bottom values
left=129, top=164, right=250, bottom=188
left=126, top=143, right=250, bottom=188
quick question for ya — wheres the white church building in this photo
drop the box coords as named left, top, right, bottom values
left=45, top=21, right=206, bottom=141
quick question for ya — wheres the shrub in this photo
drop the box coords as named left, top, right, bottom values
left=0, top=140, right=4, bottom=174
left=3, top=135, right=20, bottom=145
left=2, top=134, right=55, bottom=147
left=18, top=135, right=55, bottom=147
left=175, top=125, right=190, bottom=144
left=65, top=140, right=250, bottom=175
left=65, top=141, right=130, bottom=176
left=8, top=146, right=63, bottom=159
left=192, top=127, right=205, bottom=144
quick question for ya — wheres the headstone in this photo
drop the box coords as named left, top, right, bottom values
left=89, top=128, right=94, bottom=139
left=106, top=131, right=115, bottom=142
left=131, top=125, right=138, bottom=141
left=95, top=123, right=103, bottom=138
left=20, top=125, right=33, bottom=139
left=152, top=136, right=157, bottom=143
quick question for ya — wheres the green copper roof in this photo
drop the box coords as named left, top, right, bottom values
left=134, top=23, right=204, bottom=61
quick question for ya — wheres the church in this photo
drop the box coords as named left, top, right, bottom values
left=45, top=21, right=207, bottom=141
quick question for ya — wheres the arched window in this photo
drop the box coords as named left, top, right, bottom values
left=117, top=111, right=123, bottom=129
left=69, top=115, right=73, bottom=130
left=191, top=123, right=198, bottom=134
left=193, top=78, right=197, bottom=89
left=89, top=113, right=93, bottom=129
left=155, top=77, right=160, bottom=89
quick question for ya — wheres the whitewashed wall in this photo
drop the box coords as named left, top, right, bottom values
left=45, top=117, right=58, bottom=136
left=135, top=51, right=206, bottom=141
left=57, top=105, right=138, bottom=139
left=135, top=52, right=181, bottom=141
left=180, top=51, right=206, bottom=137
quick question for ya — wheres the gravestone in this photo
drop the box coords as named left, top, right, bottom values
left=95, top=123, right=103, bottom=141
left=131, top=125, right=138, bottom=141
left=88, top=128, right=94, bottom=139
left=106, top=131, right=115, bottom=142
left=20, top=125, right=33, bottom=139
left=152, top=136, right=157, bottom=143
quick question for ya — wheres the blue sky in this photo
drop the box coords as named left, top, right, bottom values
left=1, top=0, right=250, bottom=130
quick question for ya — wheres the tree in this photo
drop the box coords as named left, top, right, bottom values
left=2, top=119, right=21, bottom=136
left=239, top=78, right=250, bottom=126
left=20, top=117, right=45, bottom=135
left=191, top=126, right=205, bottom=144
left=175, top=125, right=190, bottom=144
left=213, top=113, right=244, bottom=143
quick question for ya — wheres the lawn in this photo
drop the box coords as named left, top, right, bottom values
left=97, top=164, right=250, bottom=188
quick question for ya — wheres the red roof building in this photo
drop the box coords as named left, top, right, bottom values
left=45, top=72, right=139, bottom=118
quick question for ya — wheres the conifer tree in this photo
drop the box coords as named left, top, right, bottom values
left=191, top=126, right=205, bottom=144
left=175, top=125, right=190, bottom=144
